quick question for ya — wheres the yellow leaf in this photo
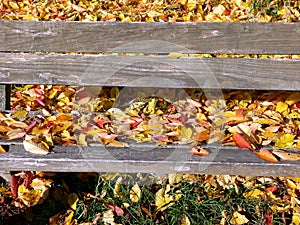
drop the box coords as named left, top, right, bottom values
left=287, top=179, right=297, bottom=189
left=181, top=127, right=192, bottom=140
left=9, top=2, right=19, bottom=10
left=68, top=193, right=79, bottom=210
left=48, top=89, right=58, bottom=99
left=11, top=110, right=28, bottom=119
left=252, top=118, right=280, bottom=125
left=276, top=102, right=288, bottom=113
left=168, top=174, right=183, bottom=185
left=292, top=212, right=300, bottom=225
left=168, top=52, right=187, bottom=59
left=181, top=215, right=191, bottom=225
left=78, top=133, right=88, bottom=146
left=114, top=177, right=122, bottom=197
left=243, top=189, right=264, bottom=199
left=275, top=134, right=295, bottom=148
left=278, top=9, right=287, bottom=15
left=155, top=185, right=182, bottom=212
left=187, top=0, right=196, bottom=11
left=230, top=211, right=249, bottom=225
left=23, top=14, right=37, bottom=21
left=18, top=177, right=52, bottom=207
left=130, top=184, right=141, bottom=203
left=18, top=185, right=42, bottom=207
left=179, top=0, right=187, bottom=5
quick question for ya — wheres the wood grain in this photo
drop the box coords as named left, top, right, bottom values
left=1, top=21, right=300, bottom=54
left=0, top=53, right=299, bottom=90
left=0, top=143, right=299, bottom=177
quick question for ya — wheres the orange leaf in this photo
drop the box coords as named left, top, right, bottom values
left=254, top=150, right=279, bottom=163
left=190, top=147, right=209, bottom=156
left=232, top=133, right=253, bottom=151
left=193, top=130, right=210, bottom=142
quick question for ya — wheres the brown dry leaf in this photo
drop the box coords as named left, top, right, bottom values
left=108, top=140, right=129, bottom=148
left=0, top=125, right=13, bottom=132
left=272, top=149, right=300, bottom=161
left=49, top=210, right=75, bottom=225
left=23, top=135, right=50, bottom=155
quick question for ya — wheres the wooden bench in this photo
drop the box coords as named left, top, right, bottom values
left=0, top=21, right=300, bottom=178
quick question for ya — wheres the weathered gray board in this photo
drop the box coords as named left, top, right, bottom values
left=0, top=85, right=5, bottom=110
left=1, top=21, right=300, bottom=54
left=0, top=53, right=299, bottom=90
left=0, top=143, right=299, bottom=177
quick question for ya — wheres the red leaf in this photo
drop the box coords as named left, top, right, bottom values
left=24, top=121, right=37, bottom=132
left=265, top=185, right=278, bottom=193
left=34, top=98, right=46, bottom=107
left=34, top=87, right=43, bottom=95
left=264, top=212, right=273, bottom=225
left=108, top=205, right=124, bottom=216
left=10, top=175, right=19, bottom=198
left=232, top=133, right=253, bottom=151
left=23, top=172, right=34, bottom=189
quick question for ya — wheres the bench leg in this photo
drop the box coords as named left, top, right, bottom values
left=0, top=171, right=11, bottom=183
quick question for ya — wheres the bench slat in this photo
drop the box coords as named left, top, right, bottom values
left=1, top=21, right=300, bottom=54
left=1, top=53, right=299, bottom=90
left=0, top=144, right=299, bottom=177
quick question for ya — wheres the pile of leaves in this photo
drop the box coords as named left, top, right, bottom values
left=1, top=85, right=300, bottom=163
left=0, top=0, right=299, bottom=22
left=1, top=172, right=300, bottom=224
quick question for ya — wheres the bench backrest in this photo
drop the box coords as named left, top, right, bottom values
left=0, top=21, right=299, bottom=177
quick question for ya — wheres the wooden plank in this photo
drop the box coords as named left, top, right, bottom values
left=0, top=144, right=299, bottom=177
left=0, top=53, right=299, bottom=90
left=1, top=21, right=300, bottom=54
left=0, top=85, right=6, bottom=110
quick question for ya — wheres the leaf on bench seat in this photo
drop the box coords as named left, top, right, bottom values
left=23, top=135, right=50, bottom=155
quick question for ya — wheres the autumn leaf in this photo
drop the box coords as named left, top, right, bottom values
left=272, top=149, right=300, bottom=161
left=130, top=184, right=141, bottom=203
left=23, top=135, right=50, bottom=155
left=230, top=211, right=249, bottom=224
left=275, top=134, right=295, bottom=148
left=68, top=193, right=79, bottom=210
left=190, top=147, right=209, bottom=156
left=232, top=133, right=253, bottom=151
left=254, top=150, right=279, bottom=163
left=168, top=174, right=183, bottom=185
